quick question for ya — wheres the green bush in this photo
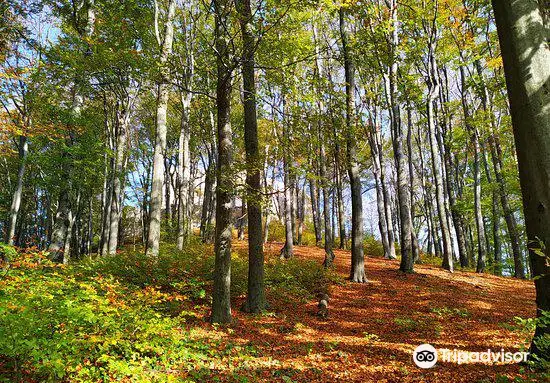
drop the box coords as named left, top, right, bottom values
left=78, top=240, right=211, bottom=302
left=299, top=229, right=318, bottom=247
left=363, top=235, right=385, bottom=258
left=0, top=240, right=340, bottom=381
left=0, top=242, right=18, bottom=263
left=0, top=261, right=212, bottom=382
left=266, top=220, right=286, bottom=243
left=514, top=313, right=550, bottom=372
left=85, top=240, right=339, bottom=304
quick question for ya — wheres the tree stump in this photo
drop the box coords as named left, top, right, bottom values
left=317, top=293, right=329, bottom=318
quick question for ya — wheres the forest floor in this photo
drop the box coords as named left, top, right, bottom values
left=192, top=240, right=538, bottom=383
left=0, top=240, right=542, bottom=382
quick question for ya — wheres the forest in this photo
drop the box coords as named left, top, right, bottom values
left=1, top=0, right=549, bottom=381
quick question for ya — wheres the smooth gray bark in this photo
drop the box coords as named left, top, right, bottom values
left=7, top=135, right=28, bottom=246
left=146, top=0, right=177, bottom=257
left=340, top=8, right=365, bottom=282
left=107, top=105, right=128, bottom=255
left=426, top=41, right=453, bottom=272
left=492, top=0, right=550, bottom=359
left=459, top=66, right=487, bottom=272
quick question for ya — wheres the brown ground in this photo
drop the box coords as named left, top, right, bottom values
left=188, top=241, right=539, bottom=383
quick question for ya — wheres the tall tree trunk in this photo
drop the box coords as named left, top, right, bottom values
left=334, top=140, right=346, bottom=249
left=7, top=135, right=28, bottom=246
left=86, top=197, right=93, bottom=255
left=439, top=67, right=469, bottom=268
left=237, top=0, right=266, bottom=312
left=381, top=158, right=397, bottom=259
left=280, top=147, right=294, bottom=259
left=211, top=0, right=234, bottom=324
left=309, top=176, right=322, bottom=246
left=406, top=108, right=420, bottom=262
left=368, top=124, right=393, bottom=259
left=63, top=190, right=80, bottom=264
left=340, top=8, right=365, bottom=282
left=474, top=59, right=526, bottom=278
left=459, top=66, right=487, bottom=272
left=262, top=144, right=271, bottom=244
left=200, top=153, right=215, bottom=242
left=492, top=0, right=550, bottom=359
left=107, top=105, right=128, bottom=255
left=320, top=140, right=335, bottom=267
left=298, top=182, right=305, bottom=245
left=49, top=187, right=70, bottom=261
left=177, top=90, right=192, bottom=250
left=290, top=173, right=297, bottom=245
left=384, top=1, right=413, bottom=273
left=146, top=0, right=176, bottom=257
left=426, top=43, right=454, bottom=272
left=332, top=119, right=346, bottom=249
left=312, top=25, right=334, bottom=265
left=49, top=0, right=95, bottom=261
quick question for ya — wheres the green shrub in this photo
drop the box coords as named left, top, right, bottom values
left=0, top=262, right=212, bottom=382
left=0, top=239, right=341, bottom=381
left=513, top=313, right=550, bottom=372
left=266, top=220, right=285, bottom=243
left=78, top=240, right=211, bottom=302
left=0, top=242, right=18, bottom=263
left=86, top=240, right=339, bottom=304
left=363, top=235, right=385, bottom=258
left=298, top=229, right=318, bottom=247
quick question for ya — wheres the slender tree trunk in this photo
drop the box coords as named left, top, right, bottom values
left=86, top=197, right=93, bottom=255
left=281, top=149, right=294, bottom=259
left=7, top=136, right=28, bottom=246
left=100, top=178, right=112, bottom=256
left=320, top=140, right=335, bottom=267
left=491, top=0, right=550, bottom=359
left=107, top=106, right=128, bottom=255
left=211, top=0, right=234, bottom=324
left=312, top=27, right=334, bottom=264
left=333, top=123, right=346, bottom=249
left=381, top=159, right=397, bottom=259
left=238, top=199, right=246, bottom=240
left=459, top=66, right=487, bottom=272
left=146, top=0, right=176, bottom=257
left=237, top=0, right=266, bottom=313
left=474, top=60, right=526, bottom=278
left=309, top=175, right=322, bottom=246
left=340, top=8, right=365, bottom=282
left=368, top=126, right=392, bottom=259
left=177, top=90, right=192, bottom=250
left=63, top=190, right=80, bottom=264
left=49, top=1, right=95, bottom=261
left=426, top=44, right=453, bottom=272
left=290, top=173, right=297, bottom=245
left=49, top=188, right=70, bottom=261
left=262, top=144, right=271, bottom=244
left=407, top=107, right=421, bottom=262
left=384, top=1, right=413, bottom=272
left=200, top=154, right=215, bottom=242
left=298, top=182, right=305, bottom=245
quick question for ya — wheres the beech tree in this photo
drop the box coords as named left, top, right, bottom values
left=491, top=0, right=550, bottom=360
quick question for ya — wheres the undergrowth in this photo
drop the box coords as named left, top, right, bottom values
left=0, top=239, right=339, bottom=382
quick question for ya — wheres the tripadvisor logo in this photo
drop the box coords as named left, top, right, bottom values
left=412, top=344, right=530, bottom=368
left=413, top=344, right=438, bottom=368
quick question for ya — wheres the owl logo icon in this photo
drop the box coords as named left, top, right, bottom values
left=413, top=344, right=438, bottom=368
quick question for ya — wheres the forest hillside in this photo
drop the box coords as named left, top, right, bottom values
left=2, top=0, right=550, bottom=381
left=0, top=238, right=541, bottom=382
